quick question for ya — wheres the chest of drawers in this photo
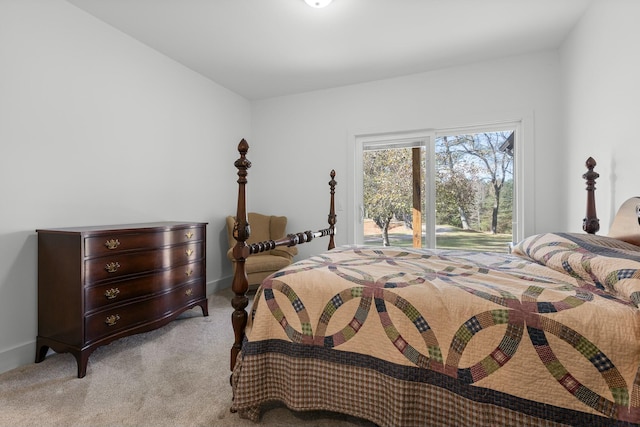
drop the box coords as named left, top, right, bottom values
left=35, top=222, right=208, bottom=378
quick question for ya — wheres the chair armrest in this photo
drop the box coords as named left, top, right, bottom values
left=228, top=246, right=297, bottom=260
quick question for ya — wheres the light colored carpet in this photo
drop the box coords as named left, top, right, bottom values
left=0, top=289, right=375, bottom=427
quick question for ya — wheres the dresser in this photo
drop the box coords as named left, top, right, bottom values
left=35, top=222, right=208, bottom=378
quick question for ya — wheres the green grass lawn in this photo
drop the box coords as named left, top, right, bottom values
left=364, top=226, right=513, bottom=253
left=435, top=229, right=512, bottom=252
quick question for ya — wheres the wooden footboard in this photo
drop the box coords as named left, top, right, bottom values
left=230, top=139, right=337, bottom=371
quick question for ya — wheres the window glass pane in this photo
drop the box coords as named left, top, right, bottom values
left=362, top=146, right=425, bottom=247
left=434, top=131, right=513, bottom=252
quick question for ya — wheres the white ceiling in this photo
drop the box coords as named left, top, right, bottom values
left=66, top=0, right=592, bottom=100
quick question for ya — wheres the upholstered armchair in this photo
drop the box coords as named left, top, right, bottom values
left=226, top=213, right=298, bottom=290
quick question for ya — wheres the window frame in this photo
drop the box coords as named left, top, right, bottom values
left=348, top=116, right=531, bottom=249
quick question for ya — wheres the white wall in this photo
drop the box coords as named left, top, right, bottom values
left=561, top=0, right=640, bottom=233
left=0, top=0, right=250, bottom=374
left=249, top=52, right=564, bottom=260
left=4, top=0, right=633, bottom=377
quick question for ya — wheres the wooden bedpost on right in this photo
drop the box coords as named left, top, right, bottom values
left=328, top=169, right=337, bottom=250
left=583, top=156, right=600, bottom=234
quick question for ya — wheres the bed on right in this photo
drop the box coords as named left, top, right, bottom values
left=230, top=148, right=640, bottom=427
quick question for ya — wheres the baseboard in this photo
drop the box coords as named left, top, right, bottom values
left=0, top=340, right=36, bottom=376
left=206, top=276, right=232, bottom=295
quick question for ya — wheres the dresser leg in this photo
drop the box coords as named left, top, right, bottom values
left=72, top=351, right=90, bottom=378
left=35, top=339, right=49, bottom=363
left=198, top=299, right=209, bottom=317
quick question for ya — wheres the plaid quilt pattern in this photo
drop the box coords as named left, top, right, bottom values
left=232, top=244, right=640, bottom=426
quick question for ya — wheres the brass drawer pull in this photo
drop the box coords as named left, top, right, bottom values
left=105, top=314, right=120, bottom=326
left=185, top=231, right=194, bottom=239
left=104, top=288, right=120, bottom=300
left=104, top=239, right=120, bottom=250
left=185, top=249, right=194, bottom=257
left=105, top=262, right=120, bottom=273
left=185, top=288, right=193, bottom=297
left=185, top=269, right=193, bottom=277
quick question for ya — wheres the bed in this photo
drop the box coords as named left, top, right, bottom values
left=229, top=140, right=640, bottom=426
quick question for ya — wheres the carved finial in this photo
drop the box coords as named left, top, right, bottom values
left=329, top=170, right=336, bottom=194
left=585, top=156, right=596, bottom=170
left=234, top=139, right=252, bottom=178
left=238, top=138, right=249, bottom=155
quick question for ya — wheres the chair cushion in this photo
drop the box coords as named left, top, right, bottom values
left=245, top=254, right=293, bottom=274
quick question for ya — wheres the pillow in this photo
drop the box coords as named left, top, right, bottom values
left=608, top=197, right=640, bottom=246
left=513, top=232, right=640, bottom=305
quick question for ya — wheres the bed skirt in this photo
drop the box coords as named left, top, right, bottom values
left=231, top=341, right=635, bottom=427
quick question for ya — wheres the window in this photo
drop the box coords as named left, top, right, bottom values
left=349, top=121, right=524, bottom=252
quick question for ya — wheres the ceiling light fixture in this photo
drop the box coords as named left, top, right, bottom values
left=305, top=0, right=332, bottom=8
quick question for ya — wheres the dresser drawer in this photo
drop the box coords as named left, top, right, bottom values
left=84, top=242, right=203, bottom=284
left=84, top=227, right=204, bottom=258
left=84, top=283, right=205, bottom=344
left=85, top=261, right=205, bottom=312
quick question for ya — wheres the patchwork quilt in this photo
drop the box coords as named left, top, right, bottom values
left=231, top=233, right=640, bottom=426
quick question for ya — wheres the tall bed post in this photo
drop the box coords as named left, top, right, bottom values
left=229, top=140, right=337, bottom=372
left=230, top=139, right=251, bottom=371
left=582, top=156, right=600, bottom=234
left=328, top=169, right=337, bottom=250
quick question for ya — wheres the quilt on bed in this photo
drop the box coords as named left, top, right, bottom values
left=231, top=233, right=640, bottom=426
